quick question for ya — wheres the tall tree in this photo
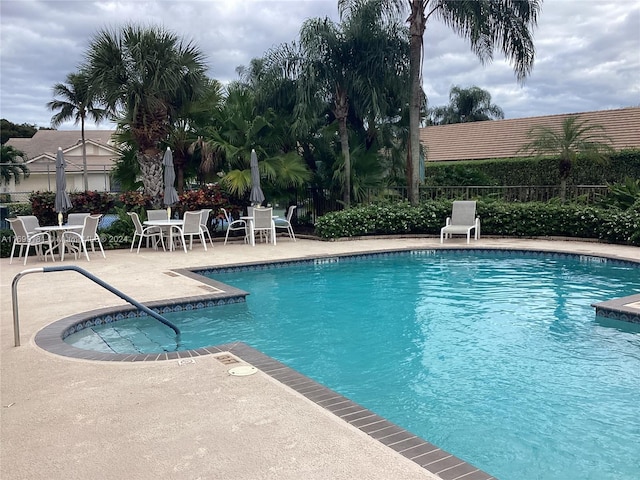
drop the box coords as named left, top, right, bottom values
left=298, top=0, right=409, bottom=207
left=47, top=71, right=106, bottom=191
left=340, top=0, right=541, bottom=205
left=0, top=120, right=37, bottom=145
left=520, top=115, right=613, bottom=202
left=428, top=85, right=504, bottom=125
left=199, top=83, right=311, bottom=200
left=85, top=24, right=207, bottom=205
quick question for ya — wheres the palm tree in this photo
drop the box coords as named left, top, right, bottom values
left=520, top=115, right=614, bottom=202
left=196, top=83, right=311, bottom=200
left=84, top=24, right=207, bottom=205
left=339, top=0, right=541, bottom=205
left=428, top=85, right=504, bottom=125
left=298, top=2, right=410, bottom=208
left=47, top=71, right=106, bottom=191
left=0, top=145, right=29, bottom=186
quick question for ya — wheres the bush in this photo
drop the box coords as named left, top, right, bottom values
left=314, top=200, right=640, bottom=246
left=425, top=149, right=640, bottom=187
left=30, top=191, right=117, bottom=226
left=0, top=228, right=13, bottom=258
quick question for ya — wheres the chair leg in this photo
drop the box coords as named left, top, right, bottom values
left=10, top=242, right=17, bottom=264
left=81, top=242, right=90, bottom=261
left=96, top=238, right=105, bottom=258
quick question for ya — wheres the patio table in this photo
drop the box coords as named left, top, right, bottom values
left=34, top=224, right=83, bottom=260
left=143, top=219, right=184, bottom=251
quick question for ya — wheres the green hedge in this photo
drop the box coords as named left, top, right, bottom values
left=314, top=201, right=640, bottom=246
left=425, top=149, right=640, bottom=186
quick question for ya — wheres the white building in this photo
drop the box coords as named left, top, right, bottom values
left=4, top=130, right=118, bottom=199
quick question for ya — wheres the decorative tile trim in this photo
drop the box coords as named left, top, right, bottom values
left=592, top=294, right=640, bottom=324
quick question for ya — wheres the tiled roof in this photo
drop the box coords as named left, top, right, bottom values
left=419, top=107, right=640, bottom=162
left=5, top=129, right=115, bottom=160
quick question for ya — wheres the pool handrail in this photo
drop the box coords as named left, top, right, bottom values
left=11, top=265, right=181, bottom=347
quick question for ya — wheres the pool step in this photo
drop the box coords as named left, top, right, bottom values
left=92, top=322, right=177, bottom=354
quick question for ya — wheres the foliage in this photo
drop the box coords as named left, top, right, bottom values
left=0, top=145, right=29, bottom=185
left=85, top=24, right=208, bottom=204
left=602, top=177, right=640, bottom=210
left=47, top=71, right=107, bottom=191
left=339, top=0, right=541, bottom=204
left=296, top=3, right=411, bottom=208
left=427, top=85, right=504, bottom=125
left=428, top=164, right=497, bottom=186
left=425, top=149, right=640, bottom=187
left=519, top=115, right=614, bottom=201
left=0, top=228, right=13, bottom=258
left=314, top=200, right=640, bottom=246
left=29, top=191, right=117, bottom=226
left=118, top=191, right=155, bottom=210
left=1, top=119, right=37, bottom=145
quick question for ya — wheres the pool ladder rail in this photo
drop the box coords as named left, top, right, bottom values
left=11, top=265, right=181, bottom=348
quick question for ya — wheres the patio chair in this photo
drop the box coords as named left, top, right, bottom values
left=171, top=211, right=207, bottom=252
left=440, top=201, right=480, bottom=244
left=252, top=207, right=276, bottom=245
left=147, top=209, right=168, bottom=221
left=199, top=208, right=214, bottom=247
left=127, top=212, right=165, bottom=253
left=221, top=208, right=248, bottom=245
left=18, top=215, right=40, bottom=234
left=61, top=214, right=106, bottom=261
left=7, top=217, right=55, bottom=265
left=67, top=213, right=90, bottom=225
left=274, top=205, right=297, bottom=242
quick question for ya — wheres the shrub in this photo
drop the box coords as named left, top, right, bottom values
left=314, top=200, right=640, bottom=246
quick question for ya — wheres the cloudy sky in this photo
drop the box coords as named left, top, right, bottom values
left=1, top=0, right=639, bottom=130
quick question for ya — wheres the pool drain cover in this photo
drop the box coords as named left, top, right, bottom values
left=228, top=365, right=258, bottom=376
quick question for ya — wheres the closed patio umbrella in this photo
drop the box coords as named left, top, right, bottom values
left=249, top=149, right=265, bottom=206
left=163, top=147, right=179, bottom=207
left=55, top=147, right=73, bottom=215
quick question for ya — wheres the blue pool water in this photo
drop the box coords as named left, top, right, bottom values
left=67, top=251, right=640, bottom=479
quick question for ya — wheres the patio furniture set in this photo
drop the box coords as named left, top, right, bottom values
left=7, top=201, right=477, bottom=265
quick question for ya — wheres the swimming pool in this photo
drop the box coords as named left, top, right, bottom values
left=64, top=250, right=640, bottom=479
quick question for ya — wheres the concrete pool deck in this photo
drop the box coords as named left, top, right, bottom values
left=1, top=236, right=638, bottom=480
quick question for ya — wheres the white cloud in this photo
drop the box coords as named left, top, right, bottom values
left=1, top=0, right=638, bottom=130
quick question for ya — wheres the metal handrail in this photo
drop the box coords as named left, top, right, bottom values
left=11, top=265, right=181, bottom=347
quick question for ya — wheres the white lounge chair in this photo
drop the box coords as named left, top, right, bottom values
left=275, top=205, right=297, bottom=241
left=440, top=201, right=480, bottom=244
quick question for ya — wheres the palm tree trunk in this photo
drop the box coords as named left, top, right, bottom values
left=333, top=88, right=351, bottom=208
left=81, top=117, right=88, bottom=192
left=408, top=0, right=426, bottom=206
left=137, top=151, right=164, bottom=206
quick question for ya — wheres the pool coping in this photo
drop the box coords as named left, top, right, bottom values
left=31, top=246, right=639, bottom=480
